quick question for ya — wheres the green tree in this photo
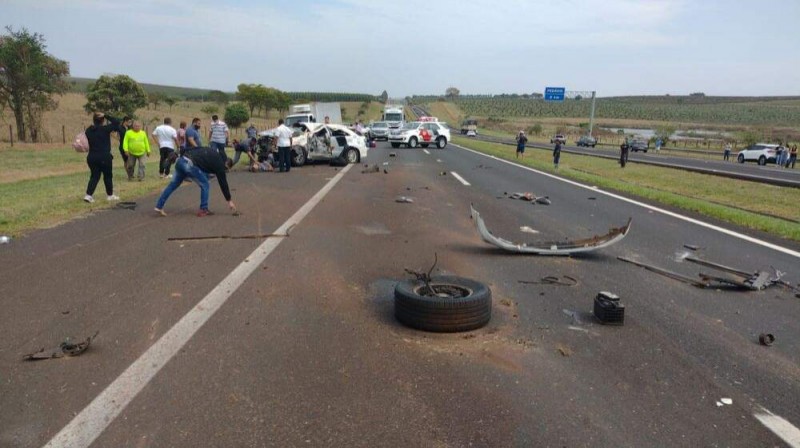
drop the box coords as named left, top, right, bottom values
left=224, top=103, right=250, bottom=128
left=654, top=123, right=676, bottom=146
left=148, top=92, right=166, bottom=110
left=200, top=104, right=219, bottom=115
left=164, top=96, right=177, bottom=111
left=379, top=90, right=388, bottom=102
left=738, top=130, right=760, bottom=147
left=84, top=74, right=147, bottom=118
left=527, top=123, right=543, bottom=136
left=208, top=90, right=229, bottom=105
left=445, top=87, right=460, bottom=98
left=0, top=27, right=70, bottom=142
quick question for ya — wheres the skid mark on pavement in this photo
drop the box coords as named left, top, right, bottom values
left=44, top=164, right=354, bottom=448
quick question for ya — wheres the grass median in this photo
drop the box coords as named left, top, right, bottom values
left=452, top=136, right=800, bottom=242
left=0, top=146, right=169, bottom=236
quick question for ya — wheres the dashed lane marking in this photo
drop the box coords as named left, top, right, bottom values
left=451, top=171, right=471, bottom=186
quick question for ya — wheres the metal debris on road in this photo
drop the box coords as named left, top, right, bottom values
left=618, top=256, right=710, bottom=288
left=508, top=192, right=551, bottom=204
left=115, top=201, right=137, bottom=210
left=0, top=235, right=11, bottom=244
left=683, top=244, right=702, bottom=251
left=562, top=309, right=583, bottom=325
left=519, top=276, right=578, bottom=287
left=759, top=333, right=775, bottom=346
left=395, top=196, right=414, bottom=203
left=23, top=331, right=99, bottom=361
left=167, top=233, right=287, bottom=242
left=556, top=344, right=573, bottom=357
left=232, top=210, right=241, bottom=217
left=361, top=164, right=380, bottom=174
left=519, top=226, right=539, bottom=234
left=439, top=171, right=447, bottom=176
left=588, top=197, right=597, bottom=200
left=720, top=398, right=733, bottom=405
left=389, top=152, right=396, bottom=157
left=471, top=205, right=632, bottom=255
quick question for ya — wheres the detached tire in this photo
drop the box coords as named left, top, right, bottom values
left=394, top=275, right=491, bottom=333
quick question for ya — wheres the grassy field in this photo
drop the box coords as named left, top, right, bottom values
left=452, top=136, right=800, bottom=242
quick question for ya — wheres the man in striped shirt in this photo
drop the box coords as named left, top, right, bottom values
left=208, top=114, right=230, bottom=161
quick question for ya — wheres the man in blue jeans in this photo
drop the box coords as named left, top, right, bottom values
left=154, top=147, right=236, bottom=217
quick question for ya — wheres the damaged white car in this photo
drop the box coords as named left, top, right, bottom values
left=290, top=122, right=368, bottom=165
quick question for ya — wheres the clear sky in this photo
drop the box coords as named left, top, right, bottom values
left=2, top=0, right=798, bottom=97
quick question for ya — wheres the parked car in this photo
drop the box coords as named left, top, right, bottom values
left=576, top=135, right=597, bottom=147
left=278, top=122, right=367, bottom=165
left=388, top=121, right=451, bottom=149
left=466, top=130, right=477, bottom=137
left=629, top=139, right=649, bottom=152
left=737, top=143, right=779, bottom=165
left=368, top=121, right=390, bottom=141
left=550, top=134, right=566, bottom=144
left=460, top=119, right=478, bottom=135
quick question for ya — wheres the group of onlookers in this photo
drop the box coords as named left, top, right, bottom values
left=775, top=143, right=797, bottom=168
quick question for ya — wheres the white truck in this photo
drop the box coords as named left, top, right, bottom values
left=284, top=102, right=342, bottom=127
left=381, top=105, right=405, bottom=129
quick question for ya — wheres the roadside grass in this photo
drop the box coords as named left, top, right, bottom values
left=0, top=145, right=87, bottom=184
left=0, top=159, right=166, bottom=237
left=452, top=136, right=800, bottom=242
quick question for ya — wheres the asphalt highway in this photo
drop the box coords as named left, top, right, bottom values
left=1, top=141, right=799, bottom=447
left=470, top=134, right=800, bottom=188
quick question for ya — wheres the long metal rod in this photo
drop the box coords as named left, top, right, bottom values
left=617, top=256, right=709, bottom=288
left=684, top=256, right=752, bottom=277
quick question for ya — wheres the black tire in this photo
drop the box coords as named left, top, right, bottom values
left=420, top=143, right=429, bottom=148
left=758, top=155, right=766, bottom=166
left=436, top=137, right=447, bottom=149
left=408, top=137, right=418, bottom=148
left=291, top=147, right=306, bottom=167
left=738, top=154, right=745, bottom=163
left=391, top=143, right=400, bottom=148
left=345, top=148, right=359, bottom=164
left=394, top=275, right=491, bottom=333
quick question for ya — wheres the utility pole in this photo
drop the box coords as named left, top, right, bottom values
left=588, top=91, right=596, bottom=136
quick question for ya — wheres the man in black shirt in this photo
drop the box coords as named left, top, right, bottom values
left=84, top=112, right=121, bottom=203
left=154, top=147, right=237, bottom=217
left=118, top=116, right=133, bottom=179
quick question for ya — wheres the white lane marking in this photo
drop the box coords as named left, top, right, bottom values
left=44, top=164, right=354, bottom=448
left=450, top=171, right=471, bottom=186
left=451, top=143, right=800, bottom=259
left=423, top=149, right=430, bottom=155
left=754, top=408, right=800, bottom=447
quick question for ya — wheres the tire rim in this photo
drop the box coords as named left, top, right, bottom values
left=347, top=149, right=358, bottom=163
left=414, top=283, right=472, bottom=299
left=438, top=138, right=446, bottom=148
left=409, top=138, right=417, bottom=148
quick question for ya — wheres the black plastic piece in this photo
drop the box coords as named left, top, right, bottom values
left=594, top=291, right=625, bottom=325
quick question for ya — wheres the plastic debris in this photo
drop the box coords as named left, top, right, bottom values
left=0, top=235, right=10, bottom=244
left=23, top=331, right=99, bottom=361
left=720, top=398, right=733, bottom=405
left=519, top=226, right=539, bottom=234
left=395, top=196, right=414, bottom=204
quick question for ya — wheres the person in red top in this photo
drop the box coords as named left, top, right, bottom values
left=420, top=127, right=431, bottom=142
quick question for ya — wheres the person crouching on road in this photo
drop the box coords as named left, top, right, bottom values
left=152, top=117, right=180, bottom=179
left=231, top=137, right=256, bottom=168
left=275, top=119, right=294, bottom=173
left=516, top=130, right=527, bottom=159
left=154, top=147, right=236, bottom=217
left=123, top=121, right=150, bottom=181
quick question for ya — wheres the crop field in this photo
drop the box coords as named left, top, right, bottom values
left=413, top=95, right=800, bottom=127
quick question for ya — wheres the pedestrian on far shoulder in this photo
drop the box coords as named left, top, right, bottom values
left=619, top=139, right=630, bottom=168
left=152, top=117, right=180, bottom=178
left=84, top=112, right=121, bottom=203
left=723, top=142, right=731, bottom=161
left=275, top=119, right=294, bottom=172
left=775, top=143, right=785, bottom=167
left=516, top=130, right=527, bottom=159
left=123, top=121, right=151, bottom=181
left=788, top=144, right=797, bottom=169
left=208, top=114, right=229, bottom=161
left=553, top=140, right=562, bottom=169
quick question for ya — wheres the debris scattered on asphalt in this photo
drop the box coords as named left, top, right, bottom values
left=232, top=210, right=241, bottom=217
left=389, top=152, right=396, bottom=157
left=115, top=201, right=137, bottom=210
left=594, top=291, right=625, bottom=325
left=568, top=326, right=589, bottom=333
left=395, top=196, right=414, bottom=203
left=618, top=256, right=710, bottom=288
left=382, top=162, right=389, bottom=166
left=500, top=298, right=512, bottom=307
left=0, top=235, right=10, bottom=244
left=519, top=226, right=539, bottom=234
left=471, top=205, right=632, bottom=255
left=716, top=401, right=724, bottom=407
left=439, top=171, right=447, bottom=176
left=61, top=310, right=70, bottom=315
left=562, top=309, right=582, bottom=325
left=361, top=164, right=380, bottom=174
left=683, top=244, right=702, bottom=251
left=23, top=331, right=99, bottom=361
left=167, top=233, right=286, bottom=242
left=556, top=344, right=573, bottom=357
left=588, top=197, right=597, bottom=200
left=720, top=398, right=733, bottom=405
left=384, top=168, right=389, bottom=174
left=509, top=192, right=534, bottom=201
left=759, top=333, right=775, bottom=346
left=519, top=276, right=578, bottom=287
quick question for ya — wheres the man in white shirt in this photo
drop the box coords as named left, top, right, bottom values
left=208, top=114, right=230, bottom=161
left=274, top=119, right=294, bottom=172
left=152, top=117, right=180, bottom=178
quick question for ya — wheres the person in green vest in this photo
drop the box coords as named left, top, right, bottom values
left=123, top=121, right=151, bottom=181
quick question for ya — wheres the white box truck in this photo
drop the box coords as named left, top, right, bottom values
left=381, top=105, right=405, bottom=129
left=285, top=102, right=342, bottom=127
